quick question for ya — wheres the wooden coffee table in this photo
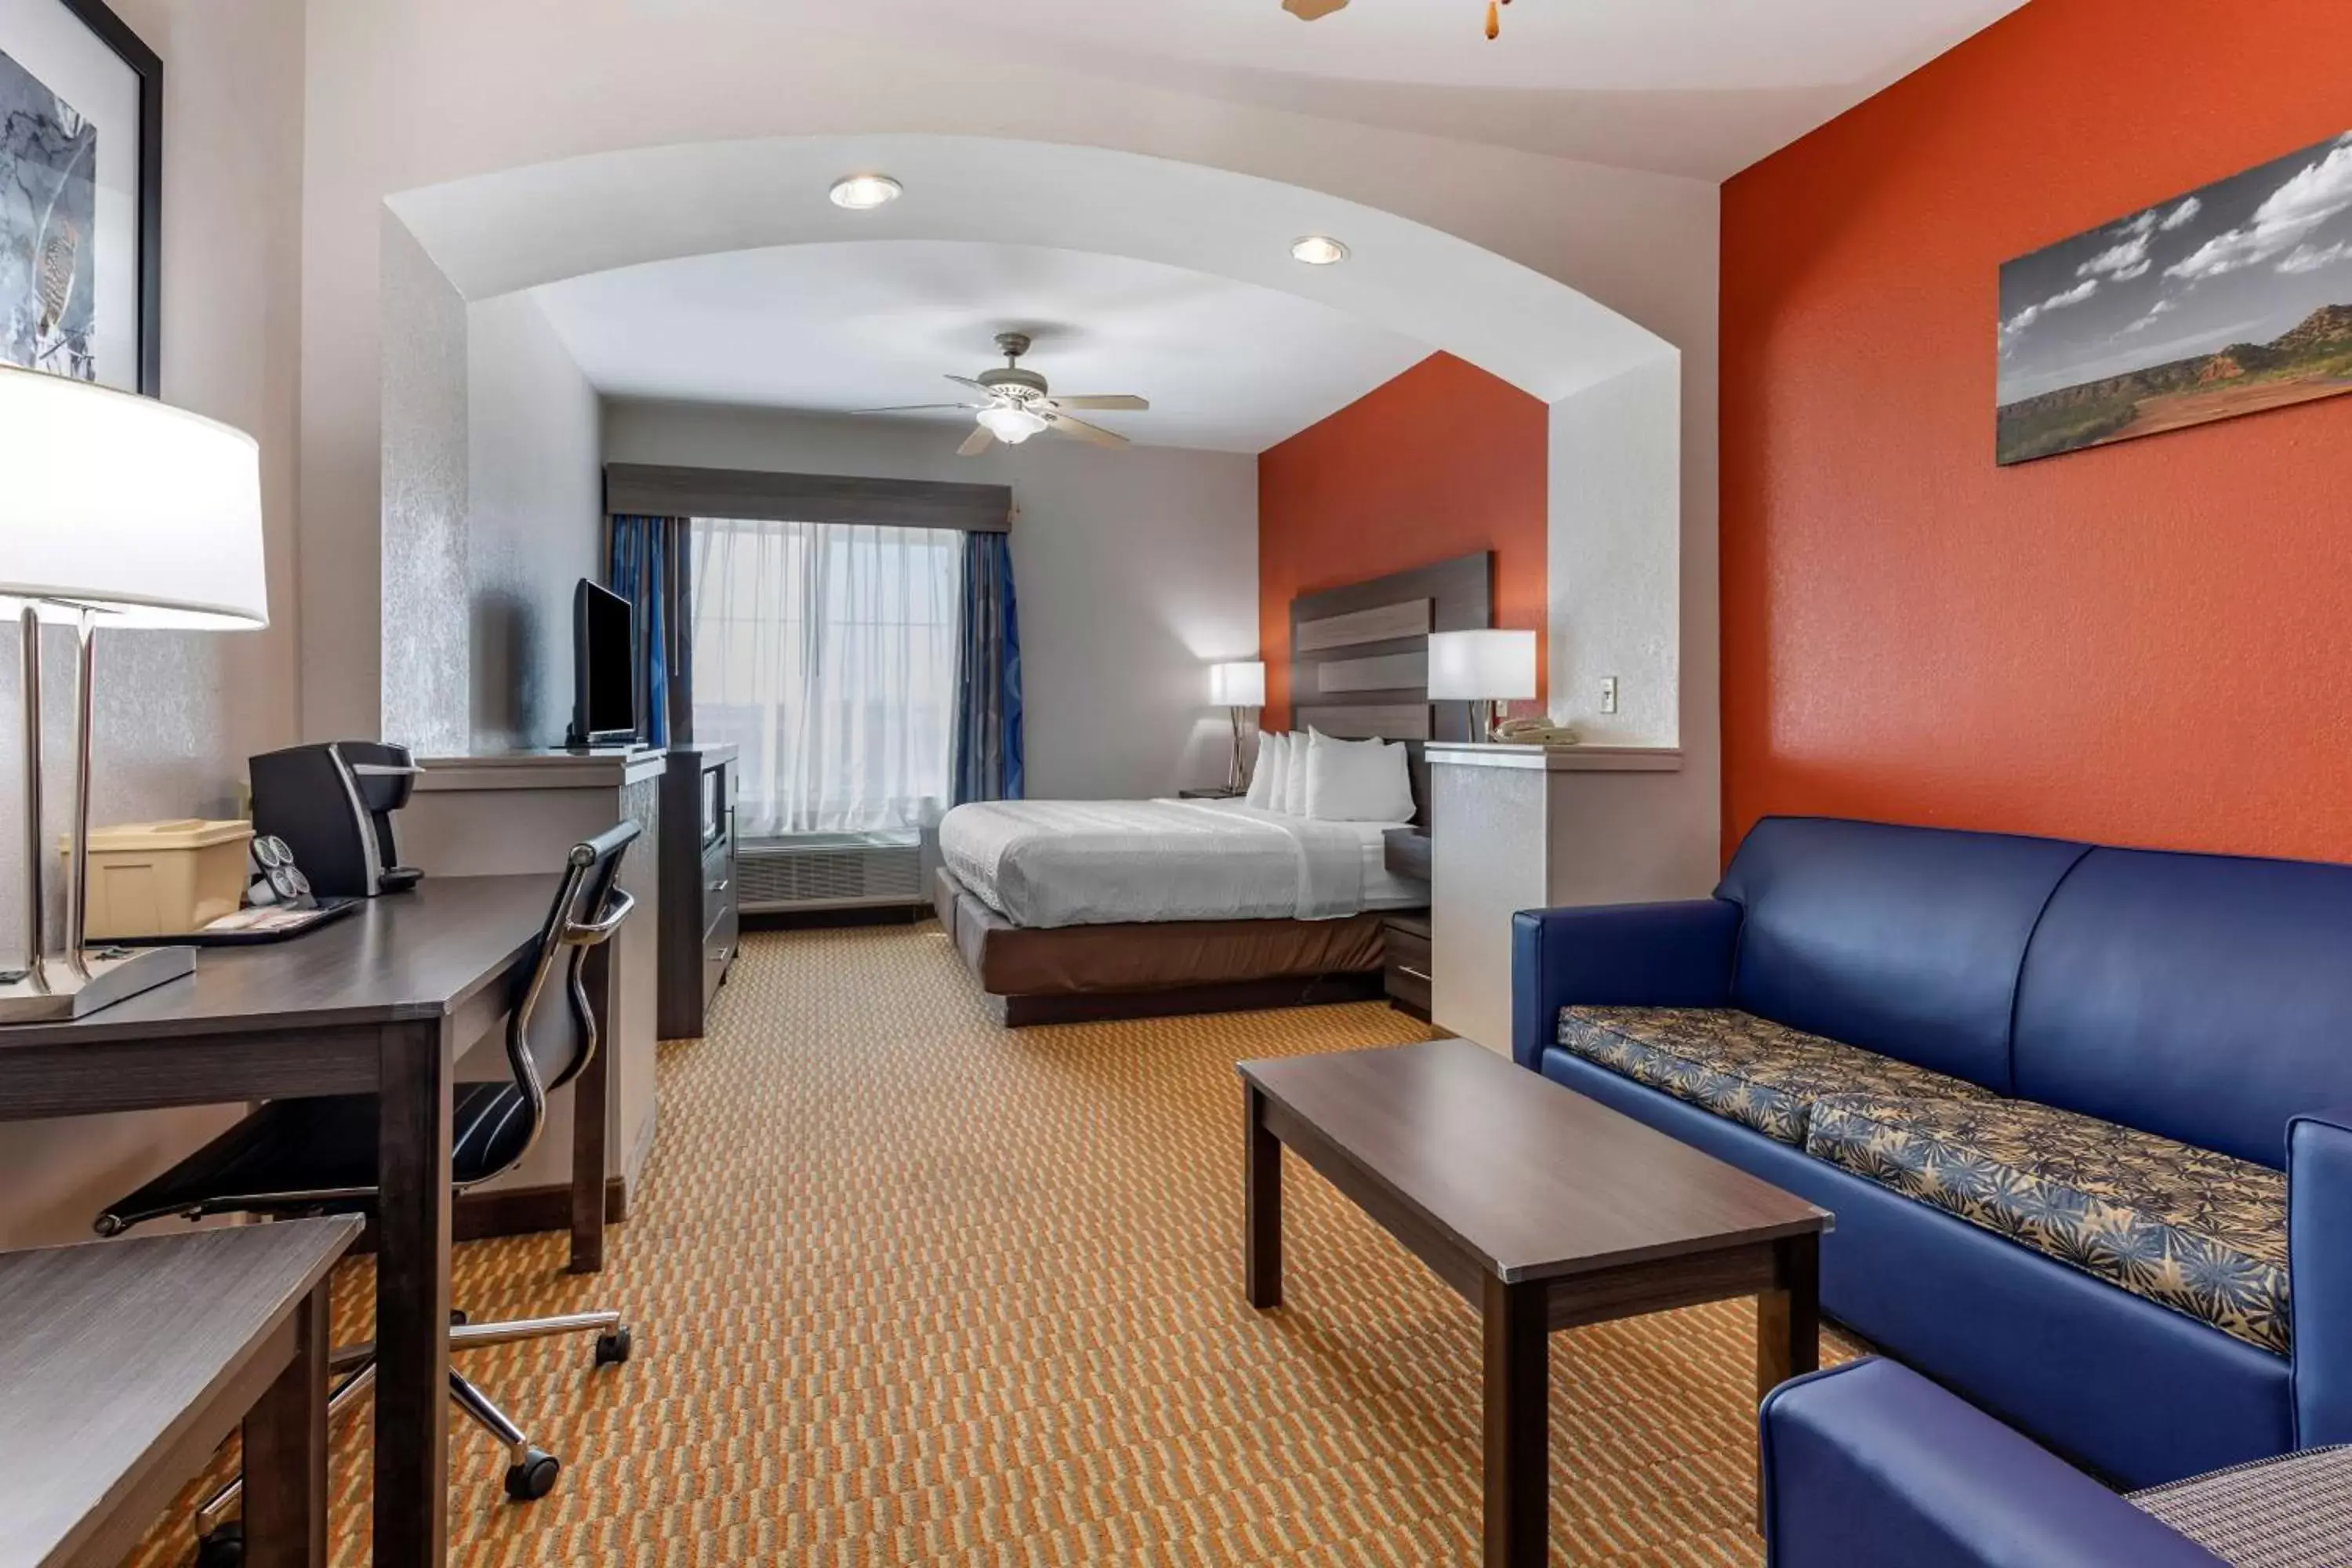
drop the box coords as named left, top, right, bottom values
left=1238, top=1037, right=1830, bottom=1566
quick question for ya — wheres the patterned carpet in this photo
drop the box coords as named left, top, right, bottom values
left=129, top=920, right=1851, bottom=1566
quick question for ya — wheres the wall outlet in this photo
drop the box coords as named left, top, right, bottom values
left=1599, top=677, right=1620, bottom=717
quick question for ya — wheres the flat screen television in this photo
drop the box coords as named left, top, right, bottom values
left=569, top=578, right=638, bottom=746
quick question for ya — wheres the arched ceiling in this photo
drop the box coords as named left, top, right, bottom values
left=388, top=133, right=1675, bottom=407
left=532, top=241, right=1434, bottom=453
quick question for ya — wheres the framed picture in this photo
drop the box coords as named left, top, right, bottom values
left=0, top=0, right=159, bottom=394
left=1998, top=129, right=2352, bottom=466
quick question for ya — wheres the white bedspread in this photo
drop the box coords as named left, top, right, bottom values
left=938, top=798, right=1411, bottom=928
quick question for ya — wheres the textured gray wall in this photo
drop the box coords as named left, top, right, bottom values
left=379, top=216, right=472, bottom=755
left=466, top=291, right=601, bottom=751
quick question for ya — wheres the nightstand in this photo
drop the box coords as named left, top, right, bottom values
left=1179, top=786, right=1243, bottom=800
left=1383, top=910, right=1433, bottom=1021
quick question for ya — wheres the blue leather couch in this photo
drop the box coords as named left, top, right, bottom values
left=1510, top=815, right=2352, bottom=1488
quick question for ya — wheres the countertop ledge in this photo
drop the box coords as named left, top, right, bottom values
left=1424, top=742, right=1683, bottom=773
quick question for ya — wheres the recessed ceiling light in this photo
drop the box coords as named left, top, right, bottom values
left=1290, top=235, right=1350, bottom=266
left=829, top=173, right=903, bottom=211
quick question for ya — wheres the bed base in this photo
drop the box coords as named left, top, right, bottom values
left=935, top=868, right=1391, bottom=1027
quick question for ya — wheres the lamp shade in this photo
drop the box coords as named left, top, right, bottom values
left=1210, top=660, right=1266, bottom=707
left=1428, top=629, right=1536, bottom=702
left=0, top=368, right=267, bottom=630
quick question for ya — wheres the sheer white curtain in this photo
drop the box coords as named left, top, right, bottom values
left=691, top=517, right=961, bottom=837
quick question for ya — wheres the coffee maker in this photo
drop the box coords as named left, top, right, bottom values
left=249, top=742, right=425, bottom=898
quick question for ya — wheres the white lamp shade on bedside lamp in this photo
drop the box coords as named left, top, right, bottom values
left=1427, top=630, right=1536, bottom=702
left=0, top=368, right=267, bottom=628
left=1210, top=660, right=1267, bottom=708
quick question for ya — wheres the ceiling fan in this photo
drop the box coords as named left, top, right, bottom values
left=1283, top=0, right=1512, bottom=38
left=854, top=332, right=1151, bottom=457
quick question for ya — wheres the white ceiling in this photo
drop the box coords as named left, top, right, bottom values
left=532, top=241, right=1437, bottom=453
left=709, top=0, right=2032, bottom=179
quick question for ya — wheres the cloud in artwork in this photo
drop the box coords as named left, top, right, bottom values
left=2160, top=196, right=2203, bottom=231
left=2004, top=277, right=2099, bottom=339
left=2077, top=232, right=2154, bottom=281
left=2166, top=140, right=2352, bottom=281
left=2278, top=240, right=2350, bottom=274
left=2122, top=296, right=2180, bottom=334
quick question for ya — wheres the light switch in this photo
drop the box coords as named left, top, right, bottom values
left=1600, top=677, right=1620, bottom=716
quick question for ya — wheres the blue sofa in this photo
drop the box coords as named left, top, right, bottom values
left=1510, top=815, right=2352, bottom=1488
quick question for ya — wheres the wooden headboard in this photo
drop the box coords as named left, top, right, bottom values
left=1288, top=550, right=1495, bottom=827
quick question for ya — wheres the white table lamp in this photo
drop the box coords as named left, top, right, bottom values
left=0, top=368, right=268, bottom=1019
left=1209, top=660, right=1266, bottom=792
left=1428, top=629, right=1537, bottom=742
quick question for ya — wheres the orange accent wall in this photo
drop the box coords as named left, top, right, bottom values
left=1722, top=0, right=2352, bottom=865
left=1258, top=352, right=1548, bottom=727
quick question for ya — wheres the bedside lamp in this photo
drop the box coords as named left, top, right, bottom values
left=1428, top=629, right=1536, bottom=742
left=0, top=369, right=267, bottom=1020
left=1209, top=660, right=1266, bottom=793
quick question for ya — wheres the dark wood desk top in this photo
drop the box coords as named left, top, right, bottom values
left=0, top=876, right=557, bottom=1048
left=1239, top=1037, right=1829, bottom=1285
left=0, top=1218, right=361, bottom=1568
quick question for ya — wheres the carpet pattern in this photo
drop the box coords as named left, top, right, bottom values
left=128, top=920, right=1850, bottom=1566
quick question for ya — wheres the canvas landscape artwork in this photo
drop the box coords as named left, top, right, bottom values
left=0, top=44, right=97, bottom=382
left=1998, top=129, right=2352, bottom=465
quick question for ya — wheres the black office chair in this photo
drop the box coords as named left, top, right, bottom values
left=93, top=822, right=644, bottom=1568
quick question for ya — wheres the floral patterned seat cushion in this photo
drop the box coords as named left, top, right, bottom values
left=1554, top=1006, right=1998, bottom=1146
left=1806, top=1096, right=2290, bottom=1354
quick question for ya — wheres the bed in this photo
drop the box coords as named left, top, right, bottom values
left=935, top=554, right=1493, bottom=1025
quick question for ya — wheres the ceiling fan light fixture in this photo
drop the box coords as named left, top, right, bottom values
left=828, top=173, right=903, bottom=210
left=977, top=405, right=1050, bottom=445
left=1290, top=234, right=1350, bottom=267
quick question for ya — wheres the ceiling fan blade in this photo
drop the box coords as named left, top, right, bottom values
left=946, top=374, right=993, bottom=392
left=957, top=425, right=997, bottom=457
left=1282, top=0, right=1348, bottom=17
left=1045, top=412, right=1130, bottom=448
left=850, top=402, right=982, bottom=415
left=1051, top=394, right=1150, bottom=411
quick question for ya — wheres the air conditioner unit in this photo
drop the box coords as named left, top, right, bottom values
left=737, top=831, right=924, bottom=913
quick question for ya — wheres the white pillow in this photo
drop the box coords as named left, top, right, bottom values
left=1283, top=731, right=1311, bottom=816
left=1245, top=731, right=1281, bottom=810
left=1305, top=729, right=1416, bottom=823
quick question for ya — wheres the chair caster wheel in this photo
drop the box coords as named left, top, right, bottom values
left=504, top=1448, right=561, bottom=1502
left=593, top=1326, right=632, bottom=1366
left=194, top=1523, right=244, bottom=1568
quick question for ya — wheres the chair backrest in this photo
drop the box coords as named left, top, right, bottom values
left=498, top=821, right=641, bottom=1171
left=1715, top=816, right=2090, bottom=1093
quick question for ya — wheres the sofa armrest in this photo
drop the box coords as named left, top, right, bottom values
left=1508, top=899, right=1738, bottom=1070
left=2292, top=1107, right=2352, bottom=1446
left=1762, top=1359, right=2226, bottom=1568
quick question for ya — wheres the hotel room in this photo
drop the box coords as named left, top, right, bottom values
left=2, top=1, right=2349, bottom=1565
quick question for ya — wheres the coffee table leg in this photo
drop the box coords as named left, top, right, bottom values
left=1245, top=1083, right=1283, bottom=1309
left=1755, top=1233, right=1821, bottom=1534
left=1483, top=1275, right=1549, bottom=1567
left=1755, top=1232, right=1821, bottom=1399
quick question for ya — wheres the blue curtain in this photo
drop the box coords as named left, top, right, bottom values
left=607, top=515, right=691, bottom=748
left=953, top=531, right=1025, bottom=803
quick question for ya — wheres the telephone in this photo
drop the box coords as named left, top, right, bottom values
left=1492, top=717, right=1581, bottom=746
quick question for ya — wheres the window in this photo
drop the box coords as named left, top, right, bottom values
left=691, top=517, right=960, bottom=837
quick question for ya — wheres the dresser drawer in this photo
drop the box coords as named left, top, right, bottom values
left=1384, top=917, right=1432, bottom=1020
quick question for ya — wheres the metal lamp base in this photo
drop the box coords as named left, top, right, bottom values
left=0, top=944, right=196, bottom=1022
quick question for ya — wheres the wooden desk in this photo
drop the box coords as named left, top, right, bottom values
left=0, top=1218, right=361, bottom=1568
left=0, top=877, right=608, bottom=1568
